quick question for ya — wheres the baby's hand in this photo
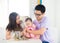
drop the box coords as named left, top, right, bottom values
left=26, top=29, right=31, bottom=33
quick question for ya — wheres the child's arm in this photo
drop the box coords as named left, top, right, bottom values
left=23, top=27, right=31, bottom=38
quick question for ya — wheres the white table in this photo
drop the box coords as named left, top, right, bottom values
left=0, top=39, right=42, bottom=43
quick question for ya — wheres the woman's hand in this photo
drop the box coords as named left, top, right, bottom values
left=20, top=27, right=27, bottom=36
left=20, top=31, right=24, bottom=36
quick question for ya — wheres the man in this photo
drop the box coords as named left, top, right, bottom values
left=27, top=4, right=52, bottom=43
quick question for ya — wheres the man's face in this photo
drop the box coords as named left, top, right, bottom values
left=34, top=10, right=44, bottom=21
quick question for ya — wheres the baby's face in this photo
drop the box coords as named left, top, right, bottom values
left=25, top=20, right=32, bottom=27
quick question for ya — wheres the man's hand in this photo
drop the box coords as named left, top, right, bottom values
left=26, top=27, right=46, bottom=35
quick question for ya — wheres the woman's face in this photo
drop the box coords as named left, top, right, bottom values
left=16, top=15, right=20, bottom=24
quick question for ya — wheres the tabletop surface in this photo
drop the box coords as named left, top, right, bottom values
left=0, top=39, right=42, bottom=43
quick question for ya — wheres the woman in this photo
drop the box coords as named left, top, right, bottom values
left=6, top=12, right=23, bottom=40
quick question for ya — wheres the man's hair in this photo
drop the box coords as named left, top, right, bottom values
left=35, top=4, right=46, bottom=13
left=25, top=18, right=32, bottom=22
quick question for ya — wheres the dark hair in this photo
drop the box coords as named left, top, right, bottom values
left=35, top=4, right=46, bottom=13
left=25, top=18, right=32, bottom=22
left=6, top=12, right=23, bottom=31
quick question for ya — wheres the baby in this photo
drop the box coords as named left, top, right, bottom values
left=23, top=18, right=40, bottom=39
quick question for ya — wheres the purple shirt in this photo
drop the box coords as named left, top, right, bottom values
left=33, top=16, right=52, bottom=43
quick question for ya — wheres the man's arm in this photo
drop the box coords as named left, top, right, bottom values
left=29, top=17, right=48, bottom=35
left=27, top=27, right=46, bottom=35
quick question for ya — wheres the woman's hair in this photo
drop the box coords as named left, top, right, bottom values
left=25, top=18, right=32, bottom=22
left=6, top=12, right=23, bottom=31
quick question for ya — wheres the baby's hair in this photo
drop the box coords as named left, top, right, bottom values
left=25, top=18, right=32, bottom=22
